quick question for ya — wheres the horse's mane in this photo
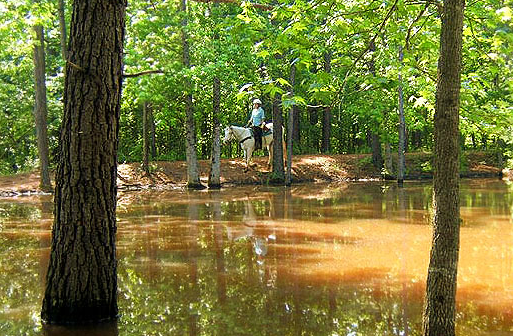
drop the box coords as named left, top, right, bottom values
left=229, top=123, right=246, bottom=127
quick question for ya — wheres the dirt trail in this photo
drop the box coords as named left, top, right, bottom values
left=0, top=152, right=503, bottom=196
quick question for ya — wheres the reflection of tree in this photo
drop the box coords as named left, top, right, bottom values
left=42, top=321, right=118, bottom=336
left=186, top=193, right=199, bottom=336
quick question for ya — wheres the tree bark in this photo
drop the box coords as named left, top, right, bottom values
left=271, top=94, right=285, bottom=184
left=181, top=0, right=203, bottom=189
left=321, top=51, right=332, bottom=154
left=422, top=0, right=465, bottom=335
left=32, top=20, right=53, bottom=192
left=397, top=45, right=406, bottom=184
left=41, top=0, right=126, bottom=324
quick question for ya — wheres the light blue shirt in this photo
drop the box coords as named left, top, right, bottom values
left=250, top=107, right=265, bottom=127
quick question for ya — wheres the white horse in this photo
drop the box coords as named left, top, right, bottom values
left=223, top=123, right=286, bottom=171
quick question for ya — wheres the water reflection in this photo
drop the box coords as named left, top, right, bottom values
left=41, top=321, right=118, bottom=336
left=1, top=180, right=513, bottom=335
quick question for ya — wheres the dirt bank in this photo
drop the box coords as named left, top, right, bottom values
left=0, top=151, right=503, bottom=196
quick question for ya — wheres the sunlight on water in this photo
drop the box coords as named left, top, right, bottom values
left=1, top=180, right=513, bottom=335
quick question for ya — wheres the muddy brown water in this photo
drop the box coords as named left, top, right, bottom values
left=1, top=179, right=513, bottom=335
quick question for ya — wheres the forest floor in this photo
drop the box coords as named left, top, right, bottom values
left=0, top=151, right=505, bottom=196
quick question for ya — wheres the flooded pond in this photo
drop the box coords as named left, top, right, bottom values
left=1, top=179, right=513, bottom=335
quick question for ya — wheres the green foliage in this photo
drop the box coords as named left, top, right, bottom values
left=0, top=0, right=512, bottom=172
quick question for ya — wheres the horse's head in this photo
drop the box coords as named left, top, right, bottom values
left=222, top=126, right=233, bottom=144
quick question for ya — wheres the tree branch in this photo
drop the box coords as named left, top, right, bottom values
left=123, top=70, right=164, bottom=78
left=191, top=0, right=273, bottom=11
left=338, top=0, right=400, bottom=100
left=405, top=1, right=431, bottom=49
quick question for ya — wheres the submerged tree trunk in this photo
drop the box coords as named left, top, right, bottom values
left=422, top=0, right=465, bottom=335
left=397, top=45, right=406, bottom=184
left=41, top=0, right=126, bottom=324
left=32, top=20, right=52, bottom=192
left=181, top=0, right=203, bottom=189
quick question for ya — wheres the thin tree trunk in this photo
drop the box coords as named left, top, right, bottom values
left=368, top=41, right=383, bottom=170
left=58, top=0, right=67, bottom=60
left=32, top=20, right=52, bottom=192
left=41, top=0, right=126, bottom=324
left=321, top=51, right=332, bottom=154
left=181, top=0, right=203, bottom=189
left=285, top=62, right=295, bottom=186
left=422, top=0, right=465, bottom=335
left=209, top=7, right=221, bottom=189
left=292, top=105, right=300, bottom=149
left=209, top=75, right=221, bottom=188
left=142, top=101, right=150, bottom=175
left=150, top=109, right=157, bottom=157
left=397, top=45, right=406, bottom=184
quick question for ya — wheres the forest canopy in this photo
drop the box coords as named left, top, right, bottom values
left=0, top=0, right=511, bottom=174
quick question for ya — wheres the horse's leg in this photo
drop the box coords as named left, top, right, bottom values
left=247, top=146, right=254, bottom=170
left=243, top=147, right=249, bottom=172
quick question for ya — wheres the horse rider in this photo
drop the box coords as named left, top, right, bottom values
left=246, top=98, right=265, bottom=150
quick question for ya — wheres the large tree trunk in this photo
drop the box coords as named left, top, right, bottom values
left=321, top=51, right=332, bottom=153
left=208, top=75, right=221, bottom=189
left=32, top=21, right=52, bottom=192
left=422, top=0, right=465, bottom=335
left=181, top=0, right=203, bottom=189
left=397, top=45, right=406, bottom=184
left=271, top=94, right=285, bottom=184
left=41, top=0, right=126, bottom=324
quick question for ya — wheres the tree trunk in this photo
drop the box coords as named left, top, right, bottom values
left=285, top=62, right=295, bottom=186
left=271, top=94, right=285, bottom=184
left=142, top=101, right=150, bottom=175
left=368, top=40, right=383, bottom=170
left=371, top=134, right=383, bottom=170
left=58, top=0, right=67, bottom=60
left=292, top=105, right=300, bottom=149
left=321, top=51, right=332, bottom=154
left=41, top=0, right=126, bottom=324
left=32, top=21, right=52, bottom=192
left=208, top=75, right=221, bottom=189
left=384, top=142, right=393, bottom=175
left=397, top=45, right=406, bottom=184
left=181, top=0, right=203, bottom=189
left=149, top=106, right=157, bottom=157
left=422, top=0, right=465, bottom=335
